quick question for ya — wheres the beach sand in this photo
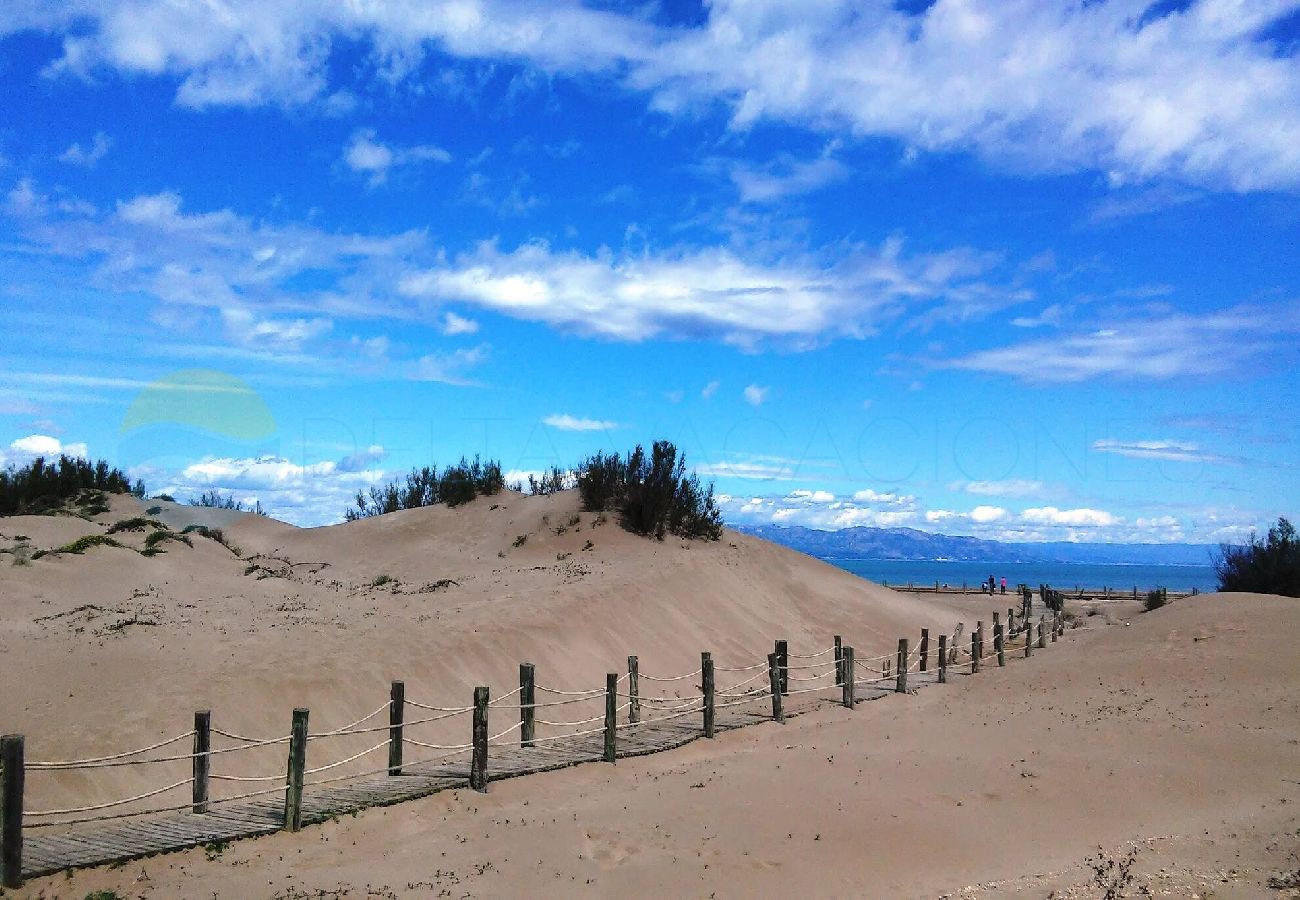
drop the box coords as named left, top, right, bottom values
left=2, top=493, right=1296, bottom=897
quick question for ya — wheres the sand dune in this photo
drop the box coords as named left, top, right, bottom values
left=1, top=490, right=960, bottom=814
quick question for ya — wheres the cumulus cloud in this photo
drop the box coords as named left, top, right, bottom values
left=410, top=344, right=490, bottom=385
left=950, top=479, right=1049, bottom=499
left=742, top=384, right=768, bottom=406
left=156, top=450, right=387, bottom=526
left=701, top=380, right=720, bottom=399
left=542, top=414, right=617, bottom=432
left=22, top=0, right=1300, bottom=190
left=0, top=434, right=89, bottom=466
left=440, top=311, right=480, bottom=335
left=727, top=143, right=849, bottom=203
left=1021, top=506, right=1117, bottom=527
left=344, top=128, right=451, bottom=186
left=58, top=132, right=112, bottom=168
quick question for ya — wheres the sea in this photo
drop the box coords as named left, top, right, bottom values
left=826, top=558, right=1218, bottom=593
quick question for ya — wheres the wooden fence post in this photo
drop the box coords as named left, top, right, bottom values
left=937, top=635, right=948, bottom=684
left=834, top=635, right=843, bottom=686
left=470, top=686, right=488, bottom=793
left=842, top=647, right=855, bottom=708
left=283, top=709, right=308, bottom=832
left=626, top=656, right=640, bottom=726
left=1038, top=616, right=1047, bottom=649
left=976, top=620, right=984, bottom=663
left=1, top=734, right=23, bottom=888
left=767, top=653, right=784, bottom=724
left=604, top=673, right=618, bottom=762
left=896, top=638, right=908, bottom=693
left=389, top=681, right=404, bottom=776
left=1025, top=618, right=1033, bottom=657
left=520, top=663, right=536, bottom=747
left=775, top=640, right=789, bottom=695
left=193, top=710, right=210, bottom=813
left=971, top=631, right=980, bottom=674
left=702, top=652, right=715, bottom=738
left=1052, top=612, right=1060, bottom=642
left=920, top=628, right=930, bottom=672
left=995, top=620, right=1005, bottom=667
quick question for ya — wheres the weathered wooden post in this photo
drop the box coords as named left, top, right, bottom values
left=919, top=628, right=930, bottom=673
left=283, top=709, right=308, bottom=832
left=834, top=635, right=843, bottom=686
left=1025, top=618, right=1033, bottom=657
left=520, top=663, right=536, bottom=747
left=604, top=673, right=618, bottom=762
left=775, top=640, right=789, bottom=695
left=971, top=631, right=980, bottom=674
left=470, top=686, right=488, bottom=793
left=1052, top=612, right=1060, bottom=642
left=1038, top=616, right=1047, bottom=649
left=995, top=619, right=1005, bottom=667
left=388, top=680, right=404, bottom=776
left=896, top=638, right=908, bottom=693
left=626, top=656, right=640, bottom=726
left=976, top=620, right=984, bottom=662
left=937, top=635, right=948, bottom=684
left=1, top=734, right=23, bottom=888
left=193, top=710, right=211, bottom=813
left=767, top=653, right=784, bottom=724
left=702, top=652, right=715, bottom=739
left=842, top=647, right=855, bottom=708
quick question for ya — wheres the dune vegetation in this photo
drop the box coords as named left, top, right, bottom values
left=0, top=455, right=144, bottom=517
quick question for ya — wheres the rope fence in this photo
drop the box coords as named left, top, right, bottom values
left=1, top=604, right=1073, bottom=888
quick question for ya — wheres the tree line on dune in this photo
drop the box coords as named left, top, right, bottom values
left=343, top=439, right=722, bottom=541
left=1215, top=517, right=1299, bottom=598
left=0, top=455, right=144, bottom=516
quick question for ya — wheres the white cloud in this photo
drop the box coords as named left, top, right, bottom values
left=440, top=311, right=480, bottom=335
left=951, top=479, right=1049, bottom=499
left=411, top=344, right=490, bottom=385
left=25, top=1, right=1300, bottom=190
left=344, top=128, right=451, bottom=186
left=969, top=504, right=1008, bottom=524
left=58, top=132, right=112, bottom=168
left=221, top=308, right=332, bottom=350
left=742, top=384, right=768, bottom=406
left=542, top=414, right=617, bottom=432
left=1021, top=506, right=1117, bottom=527
left=727, top=144, right=849, bottom=203
left=1010, top=303, right=1065, bottom=329
left=0, top=434, right=90, bottom=467
left=701, top=380, right=720, bottom=399
left=943, top=307, right=1300, bottom=382
left=851, top=488, right=910, bottom=504
left=1092, top=439, right=1226, bottom=464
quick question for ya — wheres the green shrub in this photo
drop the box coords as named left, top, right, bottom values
left=107, top=517, right=164, bottom=534
left=576, top=440, right=722, bottom=541
left=372, top=574, right=394, bottom=587
left=512, top=533, right=528, bottom=547
left=55, top=534, right=124, bottom=554
left=1215, top=517, right=1300, bottom=597
left=1144, top=587, right=1167, bottom=611
left=188, top=490, right=266, bottom=515
left=345, top=455, right=506, bottom=520
left=527, top=466, right=570, bottom=496
left=143, top=530, right=191, bottom=550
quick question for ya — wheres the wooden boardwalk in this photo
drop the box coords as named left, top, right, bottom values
left=19, top=671, right=951, bottom=879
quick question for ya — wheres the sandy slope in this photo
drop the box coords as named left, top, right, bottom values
left=12, top=592, right=1297, bottom=899
left=1, top=490, right=961, bottom=814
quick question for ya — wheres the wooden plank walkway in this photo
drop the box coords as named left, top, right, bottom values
left=19, top=663, right=972, bottom=879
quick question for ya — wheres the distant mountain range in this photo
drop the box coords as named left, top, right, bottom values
left=735, top=524, right=1219, bottom=567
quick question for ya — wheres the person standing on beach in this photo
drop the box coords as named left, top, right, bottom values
left=1000, top=576, right=1007, bottom=595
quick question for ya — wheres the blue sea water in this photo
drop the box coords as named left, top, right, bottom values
left=825, top=558, right=1218, bottom=593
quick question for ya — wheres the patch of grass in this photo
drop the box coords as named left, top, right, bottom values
left=372, top=573, right=394, bottom=587
left=145, top=505, right=163, bottom=515
left=144, top=529, right=192, bottom=550
left=107, top=516, right=164, bottom=534
left=152, top=494, right=175, bottom=502
left=203, top=838, right=230, bottom=860
left=55, top=534, right=125, bottom=555
left=512, top=533, right=528, bottom=548
left=84, top=891, right=123, bottom=900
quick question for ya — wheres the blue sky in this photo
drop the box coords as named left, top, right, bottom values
left=1, top=0, right=1298, bottom=540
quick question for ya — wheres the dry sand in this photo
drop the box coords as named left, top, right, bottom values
left=2, top=493, right=1297, bottom=897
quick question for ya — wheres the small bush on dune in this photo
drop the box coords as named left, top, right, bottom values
left=55, top=534, right=125, bottom=555
left=188, top=490, right=266, bottom=515
left=576, top=440, right=722, bottom=541
left=345, top=455, right=506, bottom=520
left=108, top=517, right=164, bottom=534
left=527, top=466, right=570, bottom=496
left=143, top=530, right=192, bottom=550
left=1144, top=588, right=1167, bottom=611
left=1215, top=517, right=1300, bottom=597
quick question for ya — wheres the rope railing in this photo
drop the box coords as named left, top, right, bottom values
left=3, top=624, right=1066, bottom=884
left=27, top=731, right=196, bottom=770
